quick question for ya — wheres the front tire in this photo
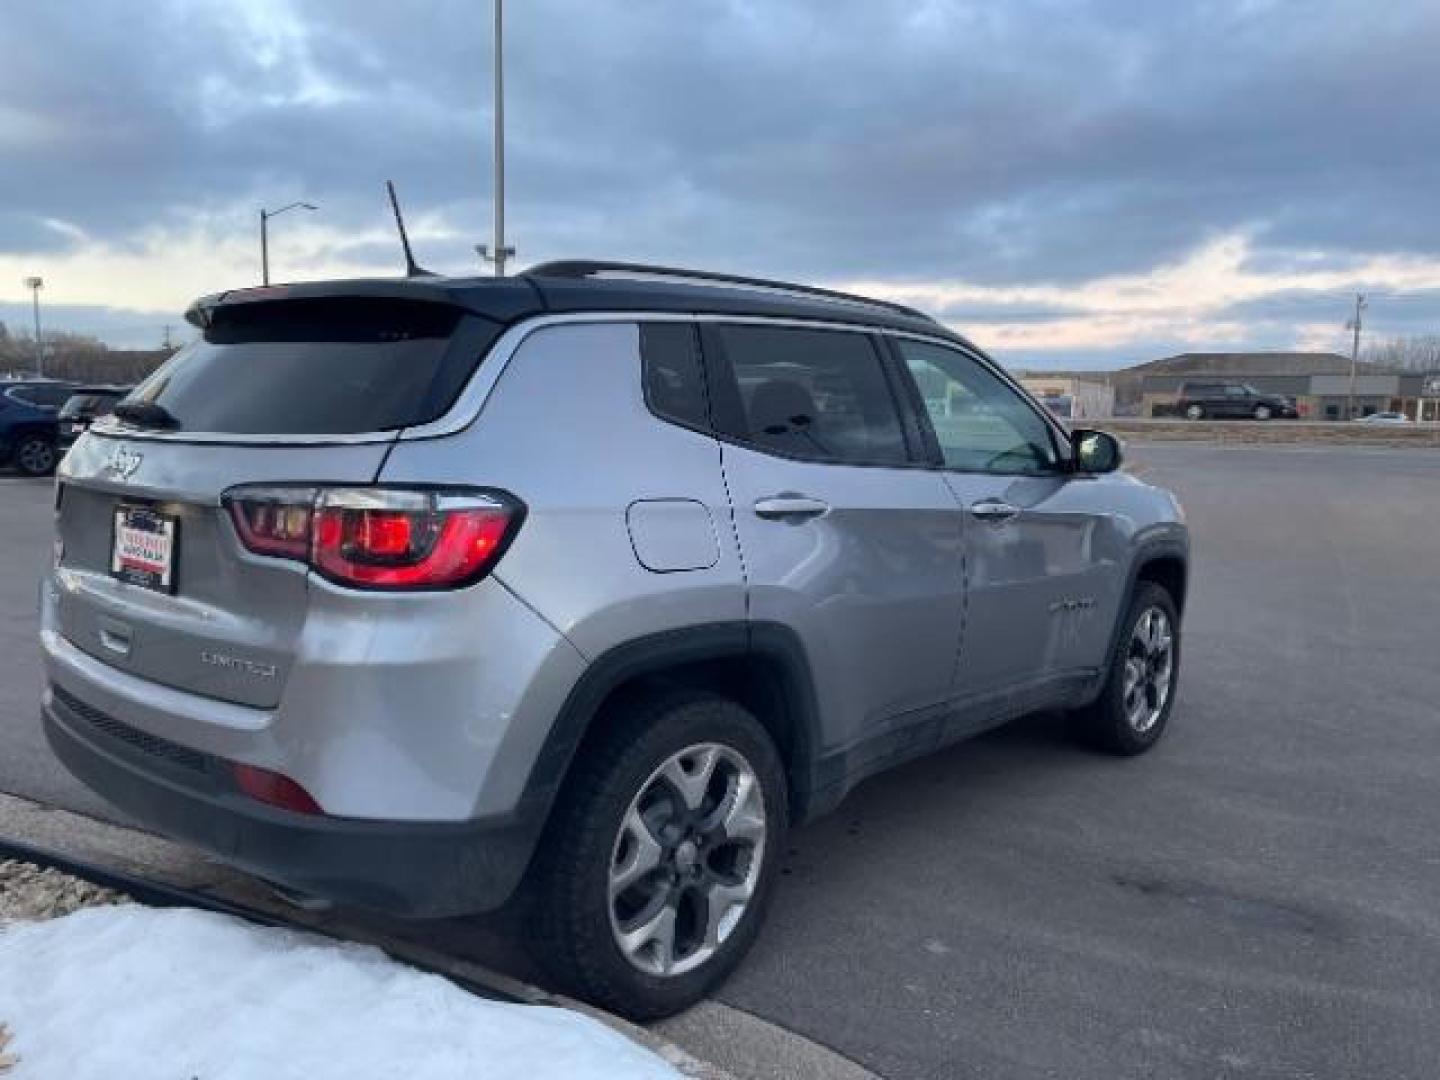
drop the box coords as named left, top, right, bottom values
left=1076, top=582, right=1180, bottom=755
left=528, top=690, right=788, bottom=1020
left=1185, top=404, right=1205, bottom=420
left=1253, top=404, right=1273, bottom=421
left=14, top=435, right=57, bottom=477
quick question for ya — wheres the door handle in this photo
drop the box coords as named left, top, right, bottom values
left=754, top=495, right=830, bottom=520
left=970, top=499, right=1020, bottom=523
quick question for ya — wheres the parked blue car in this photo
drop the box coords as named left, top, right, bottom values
left=0, top=380, right=76, bottom=476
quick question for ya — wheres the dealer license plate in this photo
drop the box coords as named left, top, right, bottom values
left=111, top=506, right=177, bottom=593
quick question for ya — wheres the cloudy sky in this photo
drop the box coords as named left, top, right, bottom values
left=2, top=0, right=1439, bottom=368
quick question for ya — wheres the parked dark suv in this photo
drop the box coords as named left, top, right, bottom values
left=57, top=386, right=131, bottom=450
left=1175, top=381, right=1298, bottom=420
left=0, top=379, right=76, bottom=475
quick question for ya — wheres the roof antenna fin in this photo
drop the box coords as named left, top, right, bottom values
left=386, top=180, right=435, bottom=278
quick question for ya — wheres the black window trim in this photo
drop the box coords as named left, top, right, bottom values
left=638, top=320, right=717, bottom=440
left=881, top=332, right=1077, bottom=477
left=696, top=320, right=933, bottom=471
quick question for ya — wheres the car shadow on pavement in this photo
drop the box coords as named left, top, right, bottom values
left=342, top=708, right=1090, bottom=999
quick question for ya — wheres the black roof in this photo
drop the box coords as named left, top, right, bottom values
left=184, top=261, right=971, bottom=348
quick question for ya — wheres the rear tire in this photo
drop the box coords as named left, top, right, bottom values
left=528, top=690, right=788, bottom=1020
left=14, top=435, right=57, bottom=477
left=1184, top=404, right=1205, bottom=420
left=1253, top=404, right=1273, bottom=421
left=1075, top=582, right=1180, bottom=755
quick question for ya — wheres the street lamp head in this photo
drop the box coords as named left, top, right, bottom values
left=24, top=276, right=43, bottom=290
left=259, top=202, right=318, bottom=285
left=261, top=201, right=319, bottom=221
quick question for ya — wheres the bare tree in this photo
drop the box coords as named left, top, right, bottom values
left=0, top=329, right=173, bottom=384
left=1361, top=335, right=1440, bottom=373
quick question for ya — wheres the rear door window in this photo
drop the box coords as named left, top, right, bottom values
left=58, top=395, right=100, bottom=419
left=123, top=298, right=498, bottom=435
left=59, top=393, right=121, bottom=419
left=711, top=324, right=909, bottom=466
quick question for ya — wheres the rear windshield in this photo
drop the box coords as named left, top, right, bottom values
left=59, top=392, right=123, bottom=419
left=123, top=297, right=497, bottom=435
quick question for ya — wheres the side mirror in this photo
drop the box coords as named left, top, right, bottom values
left=1072, top=429, right=1123, bottom=474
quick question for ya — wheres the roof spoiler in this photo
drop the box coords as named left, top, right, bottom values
left=183, top=277, right=542, bottom=331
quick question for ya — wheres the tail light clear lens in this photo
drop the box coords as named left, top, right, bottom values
left=223, top=486, right=523, bottom=591
left=229, top=490, right=314, bottom=559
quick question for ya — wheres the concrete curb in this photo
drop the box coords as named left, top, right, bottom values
left=1098, top=418, right=1440, bottom=447
left=655, top=1002, right=882, bottom=1080
left=0, top=791, right=737, bottom=1080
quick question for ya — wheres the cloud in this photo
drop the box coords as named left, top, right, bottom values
left=0, top=0, right=1438, bottom=368
left=854, top=233, right=1440, bottom=365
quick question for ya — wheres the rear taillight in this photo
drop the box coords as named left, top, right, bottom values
left=223, top=486, right=523, bottom=591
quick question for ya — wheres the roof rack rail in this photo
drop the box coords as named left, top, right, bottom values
left=526, top=259, right=936, bottom=324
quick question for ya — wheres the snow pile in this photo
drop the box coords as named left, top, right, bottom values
left=0, top=904, right=678, bottom=1080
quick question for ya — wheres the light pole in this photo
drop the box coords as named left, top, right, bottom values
left=477, top=0, right=514, bottom=276
left=259, top=202, right=317, bottom=285
left=24, top=276, right=43, bottom=376
left=1345, top=292, right=1366, bottom=420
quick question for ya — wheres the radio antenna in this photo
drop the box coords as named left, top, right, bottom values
left=386, top=180, right=434, bottom=277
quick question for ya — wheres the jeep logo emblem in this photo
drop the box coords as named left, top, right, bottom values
left=103, top=446, right=144, bottom=481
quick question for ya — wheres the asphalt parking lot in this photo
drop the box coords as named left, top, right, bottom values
left=3, top=443, right=1438, bottom=1079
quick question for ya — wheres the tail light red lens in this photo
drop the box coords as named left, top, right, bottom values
left=354, top=511, right=414, bottom=558
left=224, top=486, right=523, bottom=591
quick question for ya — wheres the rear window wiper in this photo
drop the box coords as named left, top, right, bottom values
left=112, top=401, right=181, bottom=430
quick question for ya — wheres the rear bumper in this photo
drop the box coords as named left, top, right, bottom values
left=42, top=685, right=542, bottom=917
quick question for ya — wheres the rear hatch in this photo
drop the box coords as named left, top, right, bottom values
left=55, top=293, right=502, bottom=709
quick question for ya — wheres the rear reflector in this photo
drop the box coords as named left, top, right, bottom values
left=223, top=486, right=523, bottom=591
left=233, top=763, right=323, bottom=815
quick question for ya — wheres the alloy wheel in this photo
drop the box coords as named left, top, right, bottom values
left=17, top=439, right=56, bottom=476
left=608, top=742, right=766, bottom=977
left=1122, top=607, right=1174, bottom=733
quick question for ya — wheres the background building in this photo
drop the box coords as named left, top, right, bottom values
left=1018, top=374, right=1115, bottom=420
left=1127, top=352, right=1437, bottom=419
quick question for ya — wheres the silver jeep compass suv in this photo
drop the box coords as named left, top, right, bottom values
left=41, top=261, right=1188, bottom=1018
